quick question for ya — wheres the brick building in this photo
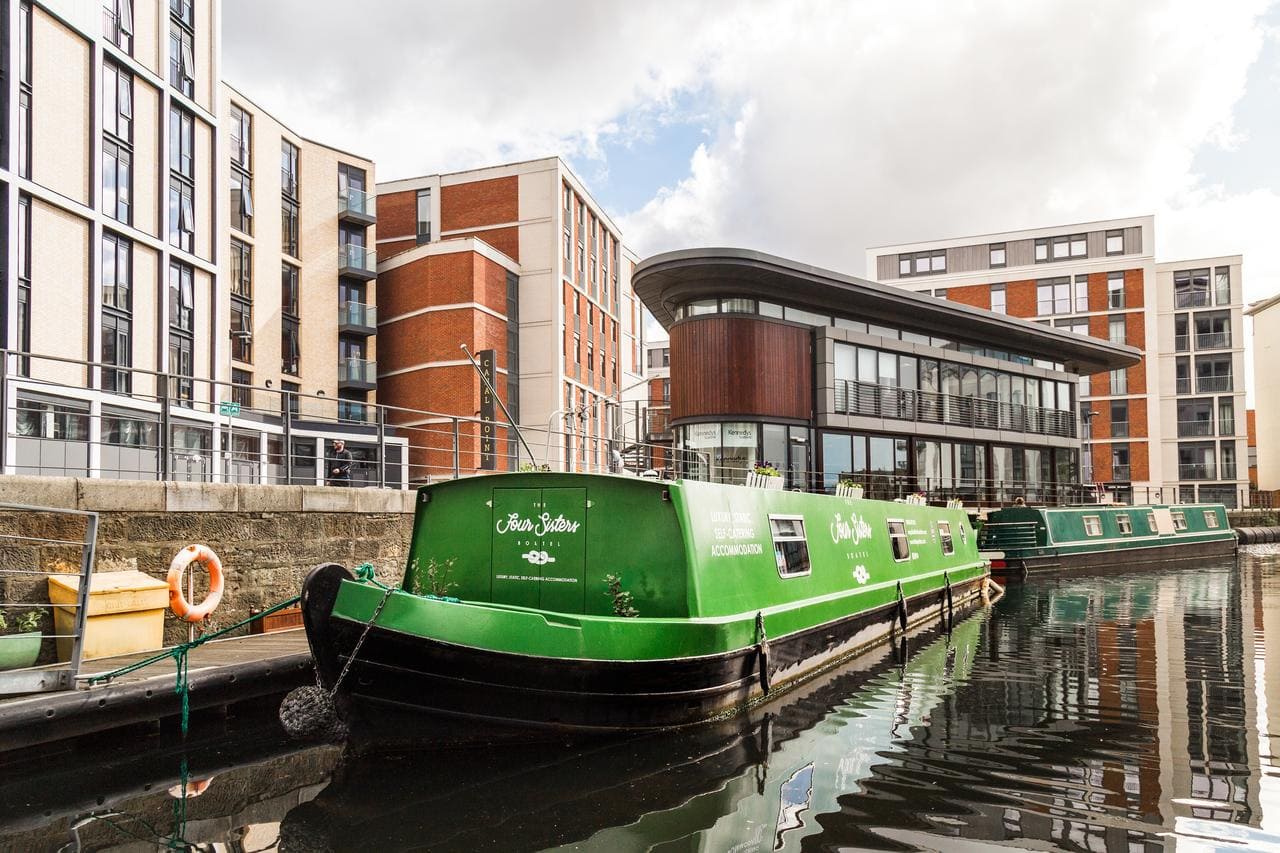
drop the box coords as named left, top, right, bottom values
left=867, top=216, right=1250, bottom=507
left=374, top=158, right=643, bottom=480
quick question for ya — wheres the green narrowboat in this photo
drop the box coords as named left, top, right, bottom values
left=301, top=472, right=988, bottom=730
left=978, top=503, right=1237, bottom=576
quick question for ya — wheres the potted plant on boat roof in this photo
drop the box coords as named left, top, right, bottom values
left=835, top=479, right=864, bottom=500
left=0, top=608, right=44, bottom=671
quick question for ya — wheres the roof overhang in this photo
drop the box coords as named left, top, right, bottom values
left=633, top=248, right=1141, bottom=375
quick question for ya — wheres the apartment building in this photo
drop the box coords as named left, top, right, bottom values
left=638, top=339, right=671, bottom=469
left=374, top=157, right=643, bottom=479
left=1247, top=292, right=1280, bottom=491
left=867, top=217, right=1250, bottom=506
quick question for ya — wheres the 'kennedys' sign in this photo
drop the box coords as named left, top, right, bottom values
left=495, top=512, right=581, bottom=537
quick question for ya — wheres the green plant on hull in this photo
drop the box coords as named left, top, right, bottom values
left=409, top=557, right=458, bottom=598
left=604, top=574, right=639, bottom=618
left=0, top=609, right=42, bottom=634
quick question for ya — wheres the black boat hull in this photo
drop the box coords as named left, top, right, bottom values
left=992, top=536, right=1238, bottom=578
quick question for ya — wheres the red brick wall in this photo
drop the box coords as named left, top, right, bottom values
left=1006, top=280, right=1037, bottom=318
left=1091, top=442, right=1111, bottom=482
left=1087, top=272, right=1108, bottom=312
left=441, top=176, right=518, bottom=232
left=1124, top=269, right=1144, bottom=308
left=380, top=237, right=417, bottom=259
left=451, top=227, right=520, bottom=263
left=1129, top=398, right=1149, bottom=439
left=944, top=284, right=990, bottom=309
left=1130, top=441, right=1150, bottom=482
left=379, top=189, right=416, bottom=241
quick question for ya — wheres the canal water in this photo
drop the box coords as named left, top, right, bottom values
left=2, top=550, right=1277, bottom=852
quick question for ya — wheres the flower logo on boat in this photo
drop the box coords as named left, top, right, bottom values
left=521, top=550, right=557, bottom=565
left=853, top=565, right=870, bottom=585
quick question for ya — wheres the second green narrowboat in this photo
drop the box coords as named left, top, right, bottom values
left=301, top=472, right=989, bottom=731
left=978, top=503, right=1237, bottom=576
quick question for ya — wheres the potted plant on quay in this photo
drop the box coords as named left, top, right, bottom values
left=0, top=608, right=44, bottom=671
left=748, top=464, right=783, bottom=490
left=836, top=479, right=864, bottom=500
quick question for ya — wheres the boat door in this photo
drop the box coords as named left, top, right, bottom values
left=490, top=487, right=587, bottom=612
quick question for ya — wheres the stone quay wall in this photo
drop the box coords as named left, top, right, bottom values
left=0, top=476, right=415, bottom=648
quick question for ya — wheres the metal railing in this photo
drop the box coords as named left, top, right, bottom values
left=1111, top=464, right=1131, bottom=480
left=339, top=301, right=377, bottom=329
left=1176, top=378, right=1191, bottom=394
left=1177, top=420, right=1215, bottom=437
left=1175, top=291, right=1211, bottom=308
left=339, top=244, right=376, bottom=275
left=0, top=504, right=96, bottom=696
left=338, top=357, right=377, bottom=385
left=1178, top=463, right=1217, bottom=480
left=1195, top=331, right=1230, bottom=349
left=645, top=406, right=672, bottom=439
left=338, top=187, right=376, bottom=219
left=1174, top=334, right=1189, bottom=352
left=834, top=379, right=1076, bottom=438
left=1196, top=375, right=1233, bottom=393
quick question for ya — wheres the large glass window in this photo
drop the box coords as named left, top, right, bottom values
left=1108, top=272, right=1125, bottom=308
left=103, top=139, right=132, bottom=223
left=1108, top=315, right=1126, bottom=344
left=822, top=432, right=852, bottom=491
left=1174, top=269, right=1210, bottom=308
left=416, top=188, right=432, bottom=244
left=989, top=243, right=1006, bottom=268
left=990, top=283, right=1006, bottom=314
left=104, top=0, right=134, bottom=53
left=1105, top=230, right=1124, bottom=255
left=1214, top=267, right=1231, bottom=306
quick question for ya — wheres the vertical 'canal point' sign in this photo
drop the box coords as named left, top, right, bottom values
left=478, top=349, right=497, bottom=469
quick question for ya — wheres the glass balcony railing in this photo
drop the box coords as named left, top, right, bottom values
left=1175, top=290, right=1211, bottom=308
left=340, top=244, right=376, bottom=276
left=1175, top=377, right=1191, bottom=394
left=1195, top=331, right=1230, bottom=349
left=339, top=187, right=376, bottom=219
left=338, top=357, right=376, bottom=385
left=1196, top=375, right=1233, bottom=393
left=833, top=379, right=1077, bottom=438
left=1174, top=334, right=1189, bottom=352
left=1177, top=420, right=1215, bottom=437
left=1111, top=465, right=1131, bottom=481
left=339, top=301, right=376, bottom=329
left=1178, top=463, right=1217, bottom=480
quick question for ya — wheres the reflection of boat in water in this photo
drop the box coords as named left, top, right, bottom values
left=302, top=472, right=988, bottom=731
left=282, top=612, right=986, bottom=852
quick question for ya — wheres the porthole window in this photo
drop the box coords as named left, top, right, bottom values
left=888, top=520, right=910, bottom=561
left=769, top=516, right=810, bottom=577
left=937, top=521, right=954, bottom=555
left=1083, top=515, right=1103, bottom=537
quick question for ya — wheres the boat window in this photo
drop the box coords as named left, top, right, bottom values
left=1116, top=514, right=1132, bottom=535
left=1083, top=515, right=1103, bottom=537
left=937, top=521, right=954, bottom=555
left=1172, top=511, right=1187, bottom=531
left=1146, top=512, right=1157, bottom=531
left=769, top=516, right=811, bottom=577
left=888, top=520, right=910, bottom=561
left=1204, top=510, right=1220, bottom=529
left=959, top=522, right=968, bottom=545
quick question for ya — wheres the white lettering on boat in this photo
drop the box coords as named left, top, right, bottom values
left=711, top=542, right=765, bottom=557
left=830, top=512, right=873, bottom=545
left=708, top=510, right=757, bottom=545
left=494, top=574, right=579, bottom=583
left=495, top=512, right=581, bottom=536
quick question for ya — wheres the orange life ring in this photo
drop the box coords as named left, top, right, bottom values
left=167, top=544, right=224, bottom=623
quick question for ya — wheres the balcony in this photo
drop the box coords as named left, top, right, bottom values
left=339, top=244, right=377, bottom=281
left=338, top=188, right=376, bottom=226
left=1178, top=463, right=1217, bottom=480
left=833, top=379, right=1076, bottom=438
left=1174, top=334, right=1189, bottom=352
left=338, top=357, right=377, bottom=391
left=1110, top=465, right=1131, bottom=481
left=1175, top=291, right=1211, bottom=308
left=1177, top=420, right=1215, bottom=437
left=339, top=301, right=377, bottom=336
left=1196, top=375, right=1233, bottom=393
left=1195, top=331, right=1230, bottom=349
left=1175, top=377, right=1191, bottom=394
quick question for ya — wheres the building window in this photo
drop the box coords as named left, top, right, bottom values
left=1218, top=398, right=1235, bottom=436
left=102, top=232, right=133, bottom=394
left=1074, top=275, right=1088, bottom=312
left=231, top=369, right=251, bottom=408
left=281, top=381, right=299, bottom=417
left=1108, top=315, right=1125, bottom=344
left=1174, top=269, right=1210, bottom=308
left=1117, top=514, right=1132, bottom=534
left=1214, top=266, right=1231, bottom=306
left=280, top=139, right=299, bottom=199
left=1105, top=230, right=1124, bottom=255
left=168, top=260, right=194, bottom=332
left=230, top=104, right=250, bottom=170
left=1111, top=444, right=1130, bottom=481
left=281, top=319, right=300, bottom=376
left=899, top=250, right=947, bottom=277
left=281, top=200, right=299, bottom=257
left=1036, top=278, right=1070, bottom=316
left=103, top=61, right=133, bottom=141
left=1083, top=515, right=1102, bottom=536
left=990, top=284, right=1006, bottom=314
left=101, top=231, right=132, bottom=313
left=281, top=263, right=299, bottom=316
left=769, top=516, right=810, bottom=576
left=231, top=297, right=252, bottom=363
left=1110, top=399, right=1128, bottom=437
left=103, top=0, right=134, bottom=53
left=103, top=140, right=132, bottom=224
left=1036, top=234, right=1086, bottom=262
left=168, top=4, right=194, bottom=97
left=416, top=188, right=431, bottom=244
left=1109, top=368, right=1127, bottom=395
left=937, top=520, right=954, bottom=555
left=989, top=243, right=1006, bottom=268
left=16, top=195, right=31, bottom=375
left=1195, top=354, right=1232, bottom=393
left=563, top=229, right=571, bottom=263
left=18, top=2, right=32, bottom=179
left=169, top=104, right=195, bottom=251
left=887, top=520, right=910, bottom=561
left=1108, top=272, right=1125, bottom=308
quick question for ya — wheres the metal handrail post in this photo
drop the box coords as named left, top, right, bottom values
left=66, top=511, right=98, bottom=684
left=452, top=418, right=460, bottom=479
left=283, top=393, right=293, bottom=485
left=158, top=374, right=171, bottom=481
left=376, top=405, right=387, bottom=489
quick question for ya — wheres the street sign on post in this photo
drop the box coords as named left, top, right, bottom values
left=218, top=401, right=241, bottom=417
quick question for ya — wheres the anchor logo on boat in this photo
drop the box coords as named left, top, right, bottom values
left=521, top=550, right=556, bottom=565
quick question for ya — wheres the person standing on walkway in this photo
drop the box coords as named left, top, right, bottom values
left=328, top=439, right=353, bottom=487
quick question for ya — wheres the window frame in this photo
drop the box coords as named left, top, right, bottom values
left=769, top=514, right=812, bottom=578
left=937, top=520, right=954, bottom=555
left=887, top=519, right=910, bottom=562
left=1203, top=510, right=1220, bottom=529
left=1082, top=515, right=1103, bottom=537
left=1116, top=514, right=1132, bottom=535
left=989, top=243, right=1006, bottom=268
left=1171, top=511, right=1188, bottom=531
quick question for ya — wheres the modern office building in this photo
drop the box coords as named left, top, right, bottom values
left=0, top=0, right=401, bottom=485
left=867, top=217, right=1250, bottom=506
left=1246, top=292, right=1280, bottom=492
left=374, top=157, right=644, bottom=479
left=633, top=248, right=1138, bottom=503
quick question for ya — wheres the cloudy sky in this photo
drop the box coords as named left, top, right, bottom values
left=225, top=0, right=1279, bottom=393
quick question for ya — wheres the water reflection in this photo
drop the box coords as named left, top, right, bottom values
left=5, top=552, right=1279, bottom=852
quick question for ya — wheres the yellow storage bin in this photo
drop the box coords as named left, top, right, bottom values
left=48, top=571, right=169, bottom=662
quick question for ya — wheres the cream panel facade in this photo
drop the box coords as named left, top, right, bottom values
left=193, top=267, right=214, bottom=399
left=132, top=244, right=160, bottom=395
left=30, top=201, right=90, bottom=385
left=1252, top=300, right=1280, bottom=490
left=193, top=119, right=214, bottom=260
left=132, top=0, right=162, bottom=77
left=31, top=8, right=91, bottom=205
left=131, top=79, right=162, bottom=238
left=194, top=0, right=216, bottom=112
left=298, top=140, right=342, bottom=398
